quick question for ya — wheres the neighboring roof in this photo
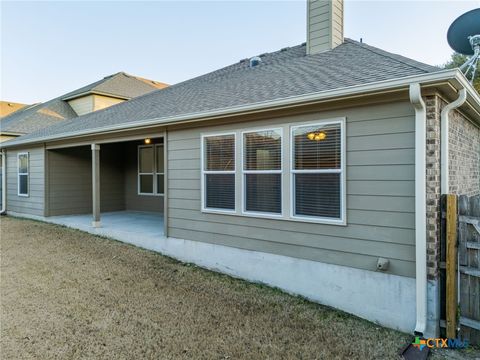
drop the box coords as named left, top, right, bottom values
left=0, top=72, right=167, bottom=136
left=4, top=39, right=444, bottom=145
left=62, top=72, right=168, bottom=100
left=0, top=101, right=29, bottom=117
left=0, top=99, right=78, bottom=135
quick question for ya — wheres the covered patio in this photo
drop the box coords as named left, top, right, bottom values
left=44, top=210, right=165, bottom=249
left=44, top=134, right=167, bottom=245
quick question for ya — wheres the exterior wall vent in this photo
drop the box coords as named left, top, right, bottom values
left=249, top=56, right=262, bottom=68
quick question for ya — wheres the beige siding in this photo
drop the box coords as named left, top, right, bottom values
left=307, top=0, right=343, bottom=54
left=48, top=144, right=127, bottom=216
left=68, top=95, right=125, bottom=116
left=100, top=143, right=126, bottom=212
left=6, top=147, right=45, bottom=216
left=68, top=95, right=94, bottom=116
left=93, top=95, right=125, bottom=112
left=167, top=101, right=416, bottom=278
left=48, top=142, right=163, bottom=216
left=0, top=135, right=17, bottom=143
left=48, top=147, right=92, bottom=215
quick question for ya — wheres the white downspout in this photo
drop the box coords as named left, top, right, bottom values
left=441, top=88, right=467, bottom=194
left=409, top=83, right=427, bottom=336
left=1, top=149, right=6, bottom=214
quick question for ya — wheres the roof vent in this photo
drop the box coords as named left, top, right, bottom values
left=249, top=56, right=262, bottom=68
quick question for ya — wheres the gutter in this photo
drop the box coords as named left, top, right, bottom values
left=409, top=83, right=427, bottom=336
left=440, top=88, right=467, bottom=194
left=1, top=69, right=470, bottom=149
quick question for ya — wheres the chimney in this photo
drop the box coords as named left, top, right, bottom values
left=307, top=0, right=344, bottom=55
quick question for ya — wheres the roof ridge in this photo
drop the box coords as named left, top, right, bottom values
left=103, top=72, right=125, bottom=79
left=344, top=38, right=438, bottom=73
left=3, top=38, right=450, bottom=145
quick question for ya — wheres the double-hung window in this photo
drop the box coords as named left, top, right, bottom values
left=291, top=121, right=344, bottom=222
left=243, top=129, right=282, bottom=215
left=138, top=144, right=164, bottom=195
left=17, top=152, right=29, bottom=197
left=202, top=134, right=235, bottom=211
left=201, top=119, right=345, bottom=224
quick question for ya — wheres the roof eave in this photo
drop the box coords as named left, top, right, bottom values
left=3, top=69, right=478, bottom=149
left=0, top=131, right=23, bottom=136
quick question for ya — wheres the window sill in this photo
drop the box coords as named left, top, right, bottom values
left=201, top=208, right=346, bottom=226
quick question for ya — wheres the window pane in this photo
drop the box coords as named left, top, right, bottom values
left=244, top=129, right=281, bottom=170
left=156, top=174, right=164, bottom=194
left=19, top=174, right=28, bottom=195
left=140, top=174, right=154, bottom=193
left=245, top=174, right=281, bottom=213
left=205, top=135, right=234, bottom=171
left=294, top=123, right=341, bottom=170
left=294, top=173, right=341, bottom=219
left=139, top=147, right=154, bottom=173
left=156, top=146, right=164, bottom=173
left=18, top=154, right=28, bottom=173
left=205, top=174, right=235, bottom=210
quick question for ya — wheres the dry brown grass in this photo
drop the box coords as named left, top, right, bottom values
left=0, top=216, right=474, bottom=359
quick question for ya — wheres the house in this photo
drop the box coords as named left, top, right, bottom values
left=0, top=101, right=29, bottom=118
left=0, top=72, right=168, bottom=142
left=1, top=101, right=30, bottom=142
left=1, top=0, right=479, bottom=338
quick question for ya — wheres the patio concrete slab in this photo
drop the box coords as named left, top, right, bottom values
left=45, top=211, right=165, bottom=249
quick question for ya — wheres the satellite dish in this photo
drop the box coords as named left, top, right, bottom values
left=447, top=8, right=480, bottom=55
left=447, top=8, right=480, bottom=84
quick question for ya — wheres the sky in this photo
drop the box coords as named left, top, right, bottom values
left=1, top=0, right=479, bottom=104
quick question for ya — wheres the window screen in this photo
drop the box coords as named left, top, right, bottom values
left=203, top=134, right=235, bottom=210
left=292, top=123, right=342, bottom=220
left=243, top=129, right=282, bottom=214
left=138, top=146, right=154, bottom=194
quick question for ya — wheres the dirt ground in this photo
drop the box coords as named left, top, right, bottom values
left=1, top=216, right=478, bottom=359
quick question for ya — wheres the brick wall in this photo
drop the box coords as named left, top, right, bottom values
left=448, top=107, right=480, bottom=196
left=425, top=94, right=480, bottom=279
left=425, top=96, right=441, bottom=280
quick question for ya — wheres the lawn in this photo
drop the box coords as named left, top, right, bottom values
left=0, top=216, right=474, bottom=359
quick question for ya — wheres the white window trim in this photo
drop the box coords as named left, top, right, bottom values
left=201, top=132, right=236, bottom=214
left=290, top=118, right=346, bottom=225
left=241, top=127, right=283, bottom=217
left=199, top=117, right=346, bottom=226
left=17, top=152, right=29, bottom=197
left=138, top=144, right=164, bottom=196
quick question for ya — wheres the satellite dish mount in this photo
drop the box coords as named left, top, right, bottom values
left=459, top=35, right=480, bottom=82
left=447, top=8, right=480, bottom=84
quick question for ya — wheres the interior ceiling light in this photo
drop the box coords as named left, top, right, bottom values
left=307, top=131, right=327, bottom=141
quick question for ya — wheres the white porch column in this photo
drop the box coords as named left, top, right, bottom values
left=91, top=144, right=101, bottom=227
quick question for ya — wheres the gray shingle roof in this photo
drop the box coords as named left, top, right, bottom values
left=62, top=72, right=168, bottom=100
left=0, top=99, right=77, bottom=135
left=1, top=72, right=165, bottom=135
left=5, top=39, right=441, bottom=144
